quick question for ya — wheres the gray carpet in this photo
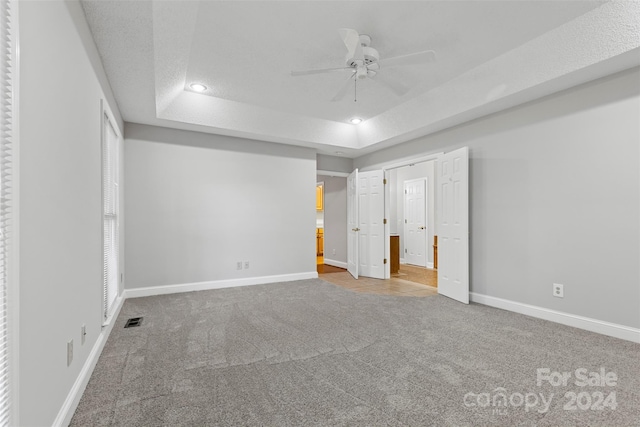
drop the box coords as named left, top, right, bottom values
left=71, top=279, right=640, bottom=426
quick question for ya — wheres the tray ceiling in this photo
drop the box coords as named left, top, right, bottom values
left=81, top=1, right=640, bottom=157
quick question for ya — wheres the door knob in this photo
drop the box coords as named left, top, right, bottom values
left=419, top=226, right=426, bottom=230
left=352, top=227, right=360, bottom=232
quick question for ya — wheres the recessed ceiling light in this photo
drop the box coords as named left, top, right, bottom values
left=335, top=151, right=344, bottom=155
left=350, top=117, right=362, bottom=125
left=190, top=83, right=207, bottom=92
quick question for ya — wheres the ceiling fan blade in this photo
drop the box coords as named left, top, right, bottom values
left=291, top=67, right=354, bottom=77
left=339, top=28, right=364, bottom=62
left=378, top=50, right=436, bottom=68
left=331, top=74, right=355, bottom=102
left=374, top=73, right=410, bottom=97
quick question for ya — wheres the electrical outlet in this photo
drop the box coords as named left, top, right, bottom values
left=553, top=283, right=564, bottom=298
left=81, top=324, right=86, bottom=345
left=67, top=339, right=73, bottom=366
left=244, top=261, right=250, bottom=269
left=236, top=261, right=243, bottom=270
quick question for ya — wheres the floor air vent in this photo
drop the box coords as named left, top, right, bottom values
left=124, top=317, right=143, bottom=328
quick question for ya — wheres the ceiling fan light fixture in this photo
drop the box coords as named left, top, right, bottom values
left=190, top=83, right=207, bottom=92
left=350, top=117, right=363, bottom=125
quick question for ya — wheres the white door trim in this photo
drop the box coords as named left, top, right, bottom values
left=384, top=170, right=391, bottom=279
left=360, top=152, right=444, bottom=172
left=347, top=169, right=359, bottom=279
left=317, top=170, right=350, bottom=178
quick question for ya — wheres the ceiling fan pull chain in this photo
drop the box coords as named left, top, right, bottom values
left=354, top=78, right=358, bottom=103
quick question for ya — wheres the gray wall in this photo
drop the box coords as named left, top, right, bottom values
left=18, top=1, right=124, bottom=425
left=124, top=124, right=317, bottom=289
left=317, top=154, right=353, bottom=174
left=318, top=175, right=348, bottom=266
left=355, top=67, right=640, bottom=329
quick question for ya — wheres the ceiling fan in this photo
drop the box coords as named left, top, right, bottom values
left=291, top=29, right=436, bottom=102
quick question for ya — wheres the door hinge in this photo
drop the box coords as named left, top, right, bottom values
left=383, top=258, right=387, bottom=264
left=383, top=179, right=387, bottom=185
left=405, top=249, right=407, bottom=253
left=383, top=218, right=387, bottom=224
left=405, top=219, right=407, bottom=223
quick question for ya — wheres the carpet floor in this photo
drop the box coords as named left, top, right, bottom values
left=71, top=279, right=640, bottom=426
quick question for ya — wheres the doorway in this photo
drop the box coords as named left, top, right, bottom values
left=393, top=167, right=435, bottom=289
left=316, top=182, right=324, bottom=267
left=345, top=147, right=469, bottom=304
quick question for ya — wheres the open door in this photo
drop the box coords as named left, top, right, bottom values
left=437, top=147, right=469, bottom=304
left=347, top=169, right=359, bottom=279
left=358, top=170, right=385, bottom=279
left=347, top=169, right=386, bottom=280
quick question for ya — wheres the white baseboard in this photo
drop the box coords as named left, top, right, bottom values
left=400, top=258, right=406, bottom=264
left=470, top=292, right=640, bottom=343
left=427, top=262, right=434, bottom=269
left=53, top=295, right=126, bottom=427
left=323, top=259, right=347, bottom=269
left=124, top=271, right=318, bottom=299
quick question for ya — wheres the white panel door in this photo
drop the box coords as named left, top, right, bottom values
left=347, top=169, right=359, bottom=279
left=404, top=179, right=427, bottom=267
left=437, top=147, right=469, bottom=304
left=358, top=170, right=385, bottom=279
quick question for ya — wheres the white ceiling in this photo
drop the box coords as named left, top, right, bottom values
left=81, top=1, right=640, bottom=157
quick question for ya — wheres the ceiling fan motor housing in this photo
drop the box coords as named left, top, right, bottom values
left=345, top=47, right=380, bottom=67
left=345, top=34, right=380, bottom=68
left=363, top=47, right=380, bottom=64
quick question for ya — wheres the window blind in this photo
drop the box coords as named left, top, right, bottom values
left=0, top=0, right=15, bottom=424
left=103, top=115, right=119, bottom=321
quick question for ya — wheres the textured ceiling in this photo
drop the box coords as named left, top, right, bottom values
left=81, top=1, right=640, bottom=157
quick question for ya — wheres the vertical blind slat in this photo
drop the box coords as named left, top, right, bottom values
left=103, top=115, right=119, bottom=320
left=0, top=0, right=14, bottom=425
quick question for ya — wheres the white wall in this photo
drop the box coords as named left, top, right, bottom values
left=124, top=124, right=317, bottom=290
left=355, top=67, right=640, bottom=329
left=317, top=175, right=347, bottom=266
left=19, top=1, right=123, bottom=425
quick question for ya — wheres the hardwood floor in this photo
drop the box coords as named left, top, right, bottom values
left=392, top=263, right=437, bottom=288
left=318, top=263, right=438, bottom=297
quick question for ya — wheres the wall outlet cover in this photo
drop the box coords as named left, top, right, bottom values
left=553, top=283, right=564, bottom=298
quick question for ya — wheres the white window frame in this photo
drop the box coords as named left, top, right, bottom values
left=101, top=101, right=121, bottom=324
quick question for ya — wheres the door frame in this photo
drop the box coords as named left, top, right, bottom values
left=347, top=169, right=359, bottom=279
left=316, top=181, right=324, bottom=258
